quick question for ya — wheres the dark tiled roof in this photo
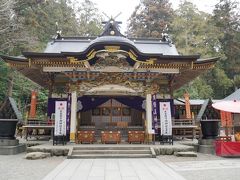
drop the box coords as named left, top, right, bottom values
left=44, top=36, right=179, bottom=56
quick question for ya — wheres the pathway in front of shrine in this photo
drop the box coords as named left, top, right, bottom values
left=42, top=158, right=185, bottom=180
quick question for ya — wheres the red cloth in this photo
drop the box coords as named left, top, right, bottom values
left=215, top=141, right=240, bottom=157
left=220, top=111, right=232, bottom=127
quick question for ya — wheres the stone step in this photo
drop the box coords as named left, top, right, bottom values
left=174, top=151, right=197, bottom=157
left=72, top=149, right=151, bottom=155
left=73, top=146, right=150, bottom=151
left=68, top=154, right=153, bottom=159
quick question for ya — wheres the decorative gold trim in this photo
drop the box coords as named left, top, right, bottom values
left=86, top=51, right=96, bottom=60
left=146, top=58, right=157, bottom=64
left=128, top=50, right=137, bottom=61
left=70, top=133, right=75, bottom=141
left=87, top=49, right=95, bottom=57
left=68, top=57, right=79, bottom=64
left=104, top=46, right=120, bottom=52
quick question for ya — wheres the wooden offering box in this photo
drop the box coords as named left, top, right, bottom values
left=128, top=131, right=145, bottom=144
left=77, top=131, right=95, bottom=144
left=101, top=131, right=121, bottom=144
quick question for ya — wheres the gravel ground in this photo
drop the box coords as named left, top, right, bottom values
left=0, top=153, right=65, bottom=180
left=158, top=153, right=240, bottom=180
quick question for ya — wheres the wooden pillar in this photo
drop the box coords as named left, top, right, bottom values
left=70, top=91, right=77, bottom=142
left=48, top=73, right=55, bottom=98
left=146, top=93, right=153, bottom=142
left=29, top=91, right=37, bottom=119
left=184, top=92, right=192, bottom=119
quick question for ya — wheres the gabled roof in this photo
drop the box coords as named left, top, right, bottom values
left=0, top=19, right=219, bottom=89
left=43, top=36, right=179, bottom=56
left=224, top=88, right=240, bottom=100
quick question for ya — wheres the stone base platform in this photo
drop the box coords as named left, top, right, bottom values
left=26, top=141, right=195, bottom=156
left=198, top=139, right=215, bottom=154
left=0, top=139, right=26, bottom=155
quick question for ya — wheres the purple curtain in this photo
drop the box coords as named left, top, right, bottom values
left=47, top=96, right=174, bottom=116
left=114, top=96, right=145, bottom=111
left=77, top=96, right=109, bottom=112
left=66, top=93, right=71, bottom=135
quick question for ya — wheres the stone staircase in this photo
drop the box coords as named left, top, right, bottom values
left=67, top=146, right=156, bottom=159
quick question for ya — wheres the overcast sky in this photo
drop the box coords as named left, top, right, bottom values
left=77, top=0, right=236, bottom=32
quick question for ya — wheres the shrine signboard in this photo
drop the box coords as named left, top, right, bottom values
left=54, top=101, right=67, bottom=136
left=160, top=102, right=172, bottom=135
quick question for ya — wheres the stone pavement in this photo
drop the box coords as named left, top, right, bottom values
left=167, top=159, right=240, bottom=171
left=42, top=158, right=186, bottom=180
left=160, top=155, right=240, bottom=180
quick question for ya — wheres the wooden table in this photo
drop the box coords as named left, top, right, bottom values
left=128, top=131, right=145, bottom=144
left=77, top=130, right=95, bottom=144
left=101, top=131, right=121, bottom=144
left=23, top=125, right=54, bottom=141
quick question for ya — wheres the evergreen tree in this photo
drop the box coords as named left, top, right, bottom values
left=127, top=0, right=173, bottom=38
left=171, top=1, right=223, bottom=57
left=212, top=0, right=240, bottom=86
left=0, top=0, right=102, bottom=118
left=75, top=0, right=103, bottom=36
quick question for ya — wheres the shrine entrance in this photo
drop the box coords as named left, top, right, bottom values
left=77, top=97, right=145, bottom=143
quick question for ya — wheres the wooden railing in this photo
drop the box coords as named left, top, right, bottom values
left=25, top=119, right=54, bottom=126
left=172, top=119, right=195, bottom=126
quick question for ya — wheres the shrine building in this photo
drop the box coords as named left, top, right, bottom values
left=0, top=19, right=218, bottom=143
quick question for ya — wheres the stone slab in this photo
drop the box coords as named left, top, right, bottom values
left=0, top=143, right=26, bottom=155
left=0, top=139, right=19, bottom=146
left=25, top=152, right=51, bottom=160
left=175, top=151, right=197, bottom=157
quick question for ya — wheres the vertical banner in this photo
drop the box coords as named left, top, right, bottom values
left=160, top=102, right=172, bottom=135
left=152, top=94, right=159, bottom=134
left=66, top=93, right=71, bottom=135
left=54, top=101, right=67, bottom=136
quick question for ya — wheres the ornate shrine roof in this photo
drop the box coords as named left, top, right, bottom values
left=0, top=18, right=218, bottom=93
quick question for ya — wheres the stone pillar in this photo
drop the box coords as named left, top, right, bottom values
left=146, top=93, right=153, bottom=142
left=70, top=91, right=77, bottom=142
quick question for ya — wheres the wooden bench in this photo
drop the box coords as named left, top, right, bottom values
left=128, top=131, right=145, bottom=144
left=77, top=130, right=95, bottom=144
left=101, top=131, right=121, bottom=144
